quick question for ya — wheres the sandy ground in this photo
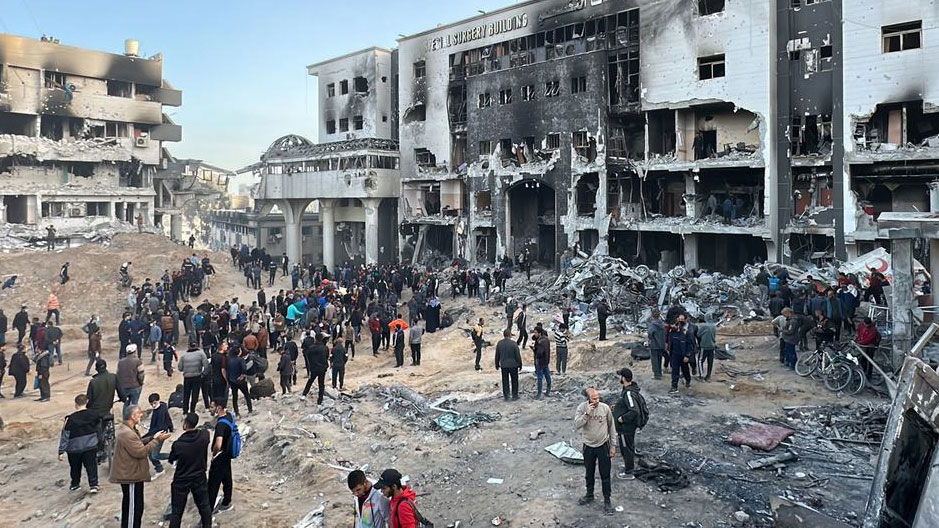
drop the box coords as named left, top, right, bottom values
left=0, top=234, right=878, bottom=528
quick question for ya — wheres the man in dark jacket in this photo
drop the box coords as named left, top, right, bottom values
left=168, top=413, right=212, bottom=528
left=9, top=344, right=30, bottom=397
left=612, top=368, right=642, bottom=480
left=35, top=348, right=52, bottom=401
left=86, top=359, right=120, bottom=419
left=533, top=329, right=552, bottom=399
left=596, top=299, right=610, bottom=341
left=494, top=330, right=522, bottom=400
left=393, top=325, right=405, bottom=368
left=59, top=394, right=100, bottom=492
left=301, top=334, right=329, bottom=404
left=647, top=311, right=666, bottom=380
left=12, top=305, right=29, bottom=347
left=667, top=322, right=694, bottom=394
left=515, top=304, right=529, bottom=348
left=330, top=339, right=348, bottom=390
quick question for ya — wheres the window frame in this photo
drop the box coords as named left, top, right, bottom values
left=882, top=21, right=922, bottom=53
left=698, top=54, right=726, bottom=80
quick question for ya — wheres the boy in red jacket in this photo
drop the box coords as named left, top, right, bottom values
left=376, top=468, right=424, bottom=528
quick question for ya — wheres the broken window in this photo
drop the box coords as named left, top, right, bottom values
left=521, top=84, right=535, bottom=101
left=451, top=134, right=467, bottom=168
left=820, top=45, right=833, bottom=71
left=546, top=133, right=561, bottom=150
left=382, top=115, right=388, bottom=122
left=404, top=104, right=426, bottom=122
left=339, top=118, right=349, bottom=132
left=340, top=79, right=349, bottom=94
left=353, top=115, right=364, bottom=130
left=448, top=85, right=467, bottom=125
left=499, top=88, right=513, bottom=105
left=326, top=120, right=336, bottom=134
left=86, top=202, right=109, bottom=216
left=415, top=148, right=436, bottom=167
left=105, top=122, right=128, bottom=138
left=414, top=60, right=426, bottom=78
left=571, top=76, right=587, bottom=94
left=478, top=140, right=492, bottom=158
left=326, top=83, right=335, bottom=97
left=478, top=92, right=491, bottom=108
left=608, top=50, right=640, bottom=107
left=43, top=71, right=65, bottom=89
left=573, top=131, right=590, bottom=157
left=353, top=76, right=368, bottom=93
left=107, top=80, right=132, bottom=98
left=41, top=202, right=66, bottom=218
left=545, top=80, right=560, bottom=97
left=0, top=113, right=35, bottom=136
left=698, top=54, right=726, bottom=80
left=475, top=190, right=492, bottom=213
left=576, top=173, right=600, bottom=216
left=697, top=0, right=724, bottom=15
left=883, top=21, right=921, bottom=53
left=40, top=116, right=65, bottom=140
left=499, top=138, right=513, bottom=159
left=70, top=162, right=94, bottom=177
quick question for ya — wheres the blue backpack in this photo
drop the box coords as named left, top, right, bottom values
left=218, top=415, right=243, bottom=458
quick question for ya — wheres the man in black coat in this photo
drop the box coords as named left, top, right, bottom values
left=9, top=344, right=30, bottom=397
left=494, top=330, right=522, bottom=400
left=168, top=413, right=212, bottom=528
left=301, top=334, right=328, bottom=404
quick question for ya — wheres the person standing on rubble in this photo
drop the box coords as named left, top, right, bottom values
left=495, top=329, right=522, bottom=401
left=472, top=318, right=485, bottom=371
left=596, top=298, right=610, bottom=341
left=515, top=304, right=529, bottom=349
left=300, top=333, right=328, bottom=405
left=554, top=323, right=570, bottom=375
left=613, top=367, right=645, bottom=481
left=60, top=262, right=70, bottom=285
left=560, top=294, right=572, bottom=328
left=647, top=310, right=666, bottom=380
left=533, top=328, right=552, bottom=398
left=667, top=319, right=693, bottom=394
left=779, top=308, right=800, bottom=369
left=46, top=225, right=57, bottom=251
left=574, top=387, right=616, bottom=515
left=504, top=297, right=518, bottom=334
left=696, top=317, right=717, bottom=381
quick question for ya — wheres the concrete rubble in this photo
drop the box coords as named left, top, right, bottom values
left=0, top=219, right=157, bottom=249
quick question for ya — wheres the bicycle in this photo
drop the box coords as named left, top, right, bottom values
left=96, top=413, right=116, bottom=473
left=795, top=341, right=865, bottom=394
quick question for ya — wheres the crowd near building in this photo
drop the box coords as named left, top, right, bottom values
left=242, top=0, right=938, bottom=285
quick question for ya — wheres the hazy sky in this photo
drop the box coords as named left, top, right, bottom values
left=0, top=0, right=517, bottom=176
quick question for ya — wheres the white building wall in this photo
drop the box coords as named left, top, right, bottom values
left=309, top=48, right=394, bottom=143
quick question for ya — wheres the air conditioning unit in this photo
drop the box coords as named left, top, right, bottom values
left=135, top=137, right=150, bottom=148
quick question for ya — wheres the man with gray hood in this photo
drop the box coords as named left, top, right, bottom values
left=178, top=341, right=209, bottom=414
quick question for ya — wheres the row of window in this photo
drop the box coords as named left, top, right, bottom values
left=267, top=155, right=400, bottom=174
left=477, top=76, right=587, bottom=108
left=325, top=115, right=364, bottom=134
left=476, top=131, right=592, bottom=156
left=325, top=74, right=387, bottom=98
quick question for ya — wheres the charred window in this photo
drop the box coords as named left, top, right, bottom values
left=545, top=80, right=560, bottom=98
left=698, top=54, right=726, bottom=80
left=107, top=80, right=132, bottom=98
left=413, top=60, right=426, bottom=78
left=883, top=21, right=921, bottom=53
left=571, top=76, right=587, bottom=94
left=326, top=120, right=336, bottom=134
left=546, top=133, right=561, bottom=150
left=499, top=88, right=513, bottom=105
left=340, top=80, right=349, bottom=95
left=479, top=140, right=492, bottom=158
left=105, top=122, right=128, bottom=138
left=353, top=76, right=368, bottom=93
left=44, top=71, right=65, bottom=89
left=326, top=83, right=336, bottom=97
left=697, top=0, right=724, bottom=15
left=576, top=173, right=600, bottom=215
left=478, top=92, right=491, bottom=108
left=415, top=148, right=436, bottom=167
left=573, top=131, right=590, bottom=157
left=499, top=138, right=513, bottom=158
left=339, top=118, right=349, bottom=132
left=820, top=45, right=833, bottom=71
left=521, top=84, right=535, bottom=101
left=353, top=115, right=364, bottom=130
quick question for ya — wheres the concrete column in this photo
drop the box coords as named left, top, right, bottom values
left=683, top=233, right=700, bottom=270
left=319, top=199, right=335, bottom=271
left=170, top=214, right=183, bottom=241
left=362, top=198, right=381, bottom=265
left=281, top=199, right=311, bottom=268
left=684, top=172, right=699, bottom=218
left=889, top=232, right=914, bottom=362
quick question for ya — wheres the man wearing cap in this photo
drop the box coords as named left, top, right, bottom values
left=376, top=469, right=422, bottom=528
left=574, top=387, right=616, bottom=515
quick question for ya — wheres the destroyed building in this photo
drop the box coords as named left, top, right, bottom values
left=207, top=207, right=322, bottom=261
left=0, top=34, right=182, bottom=244
left=154, top=154, right=232, bottom=244
left=251, top=0, right=939, bottom=278
left=250, top=48, right=401, bottom=268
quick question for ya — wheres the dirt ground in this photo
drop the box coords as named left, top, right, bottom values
left=0, top=234, right=879, bottom=527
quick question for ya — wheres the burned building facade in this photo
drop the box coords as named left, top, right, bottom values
left=0, top=34, right=182, bottom=241
left=395, top=0, right=772, bottom=272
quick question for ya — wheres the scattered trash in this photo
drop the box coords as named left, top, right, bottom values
left=633, top=457, right=690, bottom=492
left=529, top=429, right=544, bottom=440
left=486, top=477, right=504, bottom=485
left=747, top=450, right=799, bottom=470
left=544, top=441, right=584, bottom=465
left=434, top=411, right=499, bottom=433
left=491, top=516, right=503, bottom=526
left=293, top=503, right=325, bottom=528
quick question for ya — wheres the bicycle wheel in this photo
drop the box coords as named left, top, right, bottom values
left=824, top=363, right=853, bottom=392
left=795, top=352, right=819, bottom=377
left=848, top=366, right=867, bottom=396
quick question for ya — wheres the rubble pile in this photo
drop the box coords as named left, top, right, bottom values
left=0, top=219, right=159, bottom=250
left=782, top=403, right=888, bottom=444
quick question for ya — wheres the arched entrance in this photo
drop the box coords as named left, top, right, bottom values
left=507, top=179, right=556, bottom=265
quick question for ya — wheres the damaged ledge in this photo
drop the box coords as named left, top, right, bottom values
left=0, top=134, right=132, bottom=163
left=645, top=156, right=764, bottom=172
left=611, top=217, right=768, bottom=237
left=847, top=148, right=939, bottom=164
left=791, top=154, right=833, bottom=167
left=402, top=216, right=461, bottom=226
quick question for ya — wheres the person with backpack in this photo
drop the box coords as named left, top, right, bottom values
left=168, top=413, right=212, bottom=528
left=348, top=469, right=390, bottom=528
left=612, top=368, right=647, bottom=481
left=208, top=399, right=241, bottom=514
left=376, top=468, right=430, bottom=528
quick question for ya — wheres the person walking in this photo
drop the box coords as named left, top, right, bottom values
left=13, top=304, right=29, bottom=347
left=44, top=321, right=63, bottom=366
left=533, top=328, right=552, bottom=399
left=84, top=327, right=102, bottom=376
left=409, top=319, right=424, bottom=366
left=574, top=387, right=616, bottom=515
left=86, top=359, right=120, bottom=419
left=301, top=334, right=328, bottom=404
left=207, top=400, right=236, bottom=514
left=515, top=304, right=529, bottom=349
left=330, top=338, right=348, bottom=390
left=376, top=468, right=426, bottom=528
left=10, top=344, right=30, bottom=398
left=46, top=291, right=60, bottom=325
left=276, top=347, right=293, bottom=395
left=110, top=404, right=171, bottom=528
left=494, top=330, right=522, bottom=401
left=612, top=368, right=645, bottom=481
left=117, top=351, right=144, bottom=414
left=178, top=343, right=208, bottom=414
left=648, top=310, right=666, bottom=380
left=59, top=394, right=100, bottom=492
left=60, top=262, right=70, bottom=285
left=168, top=413, right=212, bottom=528
left=226, top=348, right=253, bottom=417
left=348, top=469, right=390, bottom=528
left=35, top=345, right=52, bottom=402
left=393, top=324, right=405, bottom=368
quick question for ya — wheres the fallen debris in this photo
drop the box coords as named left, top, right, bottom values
left=544, top=441, right=584, bottom=465
left=747, top=450, right=799, bottom=470
left=729, top=424, right=795, bottom=451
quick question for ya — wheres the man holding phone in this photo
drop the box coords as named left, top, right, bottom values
left=573, top=387, right=616, bottom=515
left=110, top=404, right=171, bottom=528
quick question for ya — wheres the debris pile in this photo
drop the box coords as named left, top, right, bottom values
left=0, top=219, right=159, bottom=250
left=782, top=403, right=888, bottom=445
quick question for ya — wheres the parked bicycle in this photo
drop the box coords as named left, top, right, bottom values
left=795, top=341, right=867, bottom=395
left=96, top=413, right=116, bottom=472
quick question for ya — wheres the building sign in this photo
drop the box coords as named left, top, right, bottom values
left=429, top=14, right=529, bottom=51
